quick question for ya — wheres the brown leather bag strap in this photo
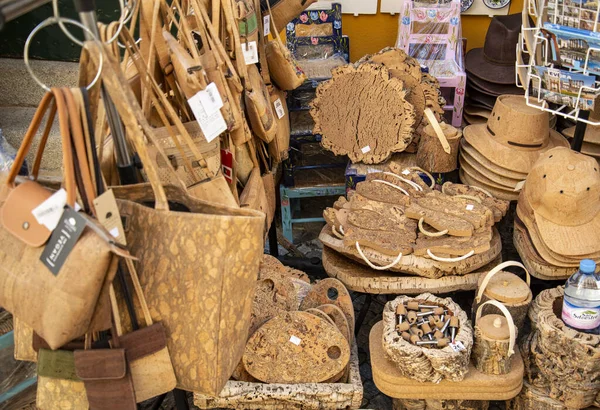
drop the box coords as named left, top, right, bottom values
left=6, top=92, right=54, bottom=186
left=53, top=88, right=77, bottom=207
left=30, top=100, right=58, bottom=179
left=62, top=88, right=98, bottom=215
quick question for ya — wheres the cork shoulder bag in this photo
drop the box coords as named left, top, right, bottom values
left=90, top=42, right=266, bottom=395
left=0, top=89, right=120, bottom=350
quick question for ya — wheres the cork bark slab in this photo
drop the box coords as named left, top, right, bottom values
left=508, top=381, right=570, bottom=410
left=322, top=247, right=502, bottom=294
left=300, top=278, right=355, bottom=337
left=371, top=321, right=524, bottom=400
left=414, top=195, right=495, bottom=230
left=382, top=295, right=473, bottom=383
left=414, top=229, right=492, bottom=256
left=193, top=341, right=363, bottom=410
left=316, top=304, right=352, bottom=343
left=406, top=204, right=475, bottom=237
left=442, top=182, right=511, bottom=223
left=320, top=225, right=502, bottom=279
left=311, top=64, right=416, bottom=164
left=355, top=180, right=412, bottom=205
left=347, top=193, right=416, bottom=224
left=243, top=311, right=350, bottom=384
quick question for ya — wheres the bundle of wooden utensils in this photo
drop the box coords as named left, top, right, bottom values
left=395, top=301, right=460, bottom=349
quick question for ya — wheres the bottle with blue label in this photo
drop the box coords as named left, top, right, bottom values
left=562, top=260, right=600, bottom=334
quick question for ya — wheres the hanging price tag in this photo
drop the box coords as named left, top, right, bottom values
left=274, top=98, right=285, bottom=119
left=93, top=189, right=126, bottom=246
left=40, top=207, right=86, bottom=275
left=188, top=91, right=227, bottom=142
left=32, top=189, right=81, bottom=231
left=264, top=15, right=271, bottom=36
left=242, top=41, right=259, bottom=65
left=197, top=83, right=224, bottom=116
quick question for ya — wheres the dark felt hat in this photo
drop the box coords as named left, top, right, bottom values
left=465, top=14, right=522, bottom=84
left=468, top=72, right=525, bottom=96
left=466, top=84, right=497, bottom=109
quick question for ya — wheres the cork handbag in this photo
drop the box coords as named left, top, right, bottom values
left=0, top=89, right=119, bottom=350
left=112, top=259, right=177, bottom=403
left=36, top=349, right=89, bottom=410
left=93, top=42, right=266, bottom=395
left=264, top=0, right=306, bottom=90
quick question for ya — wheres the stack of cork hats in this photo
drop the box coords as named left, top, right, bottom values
left=459, top=95, right=569, bottom=200
left=515, top=147, right=600, bottom=278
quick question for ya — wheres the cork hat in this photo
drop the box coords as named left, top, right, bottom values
left=523, top=147, right=600, bottom=256
left=463, top=95, right=569, bottom=174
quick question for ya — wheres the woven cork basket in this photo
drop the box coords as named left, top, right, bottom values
left=382, top=294, right=473, bottom=383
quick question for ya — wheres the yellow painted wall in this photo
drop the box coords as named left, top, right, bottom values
left=341, top=0, right=523, bottom=62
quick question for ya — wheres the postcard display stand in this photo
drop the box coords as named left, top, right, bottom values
left=396, top=0, right=466, bottom=127
left=517, top=0, right=600, bottom=151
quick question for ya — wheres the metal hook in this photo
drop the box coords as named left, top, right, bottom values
left=24, top=16, right=104, bottom=92
left=52, top=0, right=128, bottom=45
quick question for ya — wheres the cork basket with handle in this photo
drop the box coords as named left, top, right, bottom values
left=472, top=261, right=532, bottom=330
left=472, top=300, right=517, bottom=375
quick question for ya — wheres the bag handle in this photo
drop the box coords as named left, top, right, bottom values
left=119, top=27, right=214, bottom=182
left=111, top=259, right=154, bottom=335
left=475, top=261, right=530, bottom=303
left=475, top=300, right=516, bottom=356
left=254, top=0, right=272, bottom=86
left=6, top=90, right=77, bottom=207
left=265, top=0, right=284, bottom=47
left=222, top=0, right=251, bottom=89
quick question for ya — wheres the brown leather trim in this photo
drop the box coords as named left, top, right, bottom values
left=74, top=349, right=127, bottom=380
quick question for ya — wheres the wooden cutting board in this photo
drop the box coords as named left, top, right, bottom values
left=243, top=312, right=350, bottom=383
left=300, top=278, right=355, bottom=337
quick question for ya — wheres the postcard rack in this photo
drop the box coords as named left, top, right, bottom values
left=516, top=0, right=600, bottom=150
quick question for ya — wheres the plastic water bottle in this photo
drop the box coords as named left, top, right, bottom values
left=562, top=260, right=600, bottom=334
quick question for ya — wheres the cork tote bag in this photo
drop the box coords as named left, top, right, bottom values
left=93, top=43, right=266, bottom=395
left=260, top=0, right=317, bottom=33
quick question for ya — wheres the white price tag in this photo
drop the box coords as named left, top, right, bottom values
left=188, top=92, right=227, bottom=142
left=466, top=204, right=474, bottom=211
left=289, top=335, right=302, bottom=346
left=274, top=98, right=285, bottom=119
left=449, top=341, right=466, bottom=352
left=32, top=189, right=80, bottom=231
left=263, top=15, right=271, bottom=36
left=242, top=41, right=259, bottom=65
left=361, top=146, right=371, bottom=154
left=197, top=83, right=224, bottom=116
left=402, top=169, right=411, bottom=175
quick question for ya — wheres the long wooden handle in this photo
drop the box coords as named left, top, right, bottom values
left=424, top=108, right=451, bottom=154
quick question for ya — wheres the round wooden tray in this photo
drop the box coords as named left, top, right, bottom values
left=370, top=321, right=524, bottom=401
left=323, top=247, right=502, bottom=294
